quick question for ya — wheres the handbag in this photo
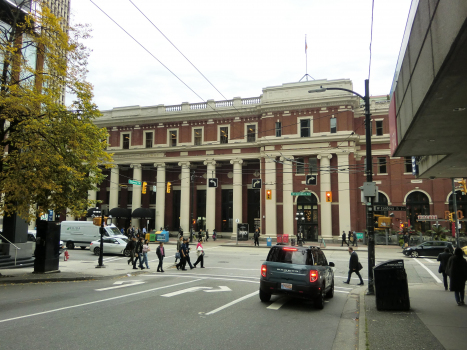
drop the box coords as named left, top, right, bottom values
left=357, top=262, right=363, bottom=271
left=175, top=252, right=181, bottom=259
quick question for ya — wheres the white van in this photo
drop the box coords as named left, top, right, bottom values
left=60, top=221, right=126, bottom=250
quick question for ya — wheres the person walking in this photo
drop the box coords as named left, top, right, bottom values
left=175, top=236, right=182, bottom=264
left=437, top=247, right=453, bottom=291
left=254, top=229, right=260, bottom=246
left=126, top=237, right=137, bottom=266
left=349, top=231, right=356, bottom=246
left=141, top=239, right=150, bottom=269
left=156, top=242, right=165, bottom=272
left=446, top=247, right=467, bottom=305
left=184, top=238, right=194, bottom=269
left=176, top=238, right=187, bottom=270
left=212, top=230, right=217, bottom=241
left=206, top=229, right=209, bottom=242
left=193, top=239, right=205, bottom=268
left=133, top=237, right=144, bottom=270
left=341, top=231, right=347, bottom=247
left=343, top=247, right=364, bottom=285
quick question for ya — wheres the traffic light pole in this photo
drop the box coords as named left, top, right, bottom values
left=96, top=211, right=105, bottom=268
left=452, top=178, right=459, bottom=248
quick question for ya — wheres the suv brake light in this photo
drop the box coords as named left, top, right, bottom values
left=283, top=247, right=297, bottom=251
left=261, top=264, right=267, bottom=278
left=310, top=270, right=319, bottom=282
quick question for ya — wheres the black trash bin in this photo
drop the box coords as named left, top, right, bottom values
left=373, top=259, right=410, bottom=311
left=290, top=238, right=296, bottom=246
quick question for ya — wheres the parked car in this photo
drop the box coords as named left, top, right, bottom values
left=402, top=241, right=453, bottom=258
left=90, top=237, right=130, bottom=256
left=259, top=245, right=335, bottom=309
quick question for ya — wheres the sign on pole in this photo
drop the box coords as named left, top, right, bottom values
left=128, top=179, right=141, bottom=186
left=237, top=223, right=249, bottom=241
left=208, top=178, right=218, bottom=188
left=306, top=175, right=317, bottom=185
left=374, top=205, right=406, bottom=211
left=252, top=179, right=262, bottom=189
left=291, top=192, right=312, bottom=196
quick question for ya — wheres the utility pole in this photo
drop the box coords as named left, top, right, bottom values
left=190, top=171, right=195, bottom=243
left=452, top=178, right=459, bottom=247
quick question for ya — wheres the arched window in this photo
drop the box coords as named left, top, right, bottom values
left=406, top=191, right=430, bottom=232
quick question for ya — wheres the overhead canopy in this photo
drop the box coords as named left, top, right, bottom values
left=109, top=207, right=131, bottom=218
left=131, top=207, right=154, bottom=219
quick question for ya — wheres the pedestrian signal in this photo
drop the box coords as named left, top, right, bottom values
left=325, top=191, right=332, bottom=202
left=166, top=182, right=171, bottom=193
left=142, top=182, right=147, bottom=194
left=266, top=190, right=272, bottom=200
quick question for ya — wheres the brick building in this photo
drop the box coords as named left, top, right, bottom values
left=91, top=79, right=463, bottom=240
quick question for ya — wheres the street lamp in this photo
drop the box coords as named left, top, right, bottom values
left=309, top=79, right=376, bottom=294
left=295, top=211, right=305, bottom=246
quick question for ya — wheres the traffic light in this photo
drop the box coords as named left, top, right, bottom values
left=166, top=182, right=171, bottom=193
left=93, top=217, right=102, bottom=226
left=325, top=191, right=332, bottom=202
left=400, top=223, right=404, bottom=230
left=449, top=212, right=454, bottom=222
left=142, top=181, right=147, bottom=194
left=266, top=189, right=272, bottom=200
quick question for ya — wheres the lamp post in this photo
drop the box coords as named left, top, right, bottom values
left=309, top=79, right=375, bottom=294
left=295, top=211, right=305, bottom=246
left=94, top=208, right=112, bottom=268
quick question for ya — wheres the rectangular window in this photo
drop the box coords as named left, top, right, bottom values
left=376, top=120, right=383, bottom=136
left=247, top=125, right=256, bottom=142
left=275, top=122, right=282, bottom=137
left=330, top=118, right=337, bottom=133
left=194, top=128, right=202, bottom=146
left=309, top=157, right=318, bottom=174
left=170, top=131, right=177, bottom=147
left=296, top=157, right=304, bottom=174
left=378, top=157, right=387, bottom=174
left=145, top=132, right=153, bottom=148
left=405, top=156, right=413, bottom=173
left=220, top=127, right=229, bottom=144
left=127, top=190, right=133, bottom=205
left=122, top=133, right=130, bottom=149
left=150, top=188, right=156, bottom=205
left=300, top=119, right=310, bottom=137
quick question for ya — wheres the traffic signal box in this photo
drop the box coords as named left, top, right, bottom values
left=373, top=214, right=390, bottom=230
left=266, top=189, right=272, bottom=200
left=142, top=181, right=147, bottom=194
left=325, top=191, right=332, bottom=202
left=93, top=217, right=109, bottom=226
left=166, top=182, right=171, bottom=193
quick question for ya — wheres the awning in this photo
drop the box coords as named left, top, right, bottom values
left=131, top=207, right=154, bottom=219
left=109, top=207, right=131, bottom=218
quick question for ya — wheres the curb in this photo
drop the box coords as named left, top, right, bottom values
left=358, top=287, right=367, bottom=350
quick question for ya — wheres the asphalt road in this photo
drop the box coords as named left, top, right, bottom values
left=0, top=246, right=444, bottom=350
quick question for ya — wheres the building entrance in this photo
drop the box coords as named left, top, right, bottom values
left=297, top=195, right=318, bottom=242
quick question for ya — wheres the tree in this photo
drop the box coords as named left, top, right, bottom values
left=0, top=1, right=112, bottom=222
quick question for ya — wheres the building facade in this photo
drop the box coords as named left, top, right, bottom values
left=91, top=79, right=463, bottom=239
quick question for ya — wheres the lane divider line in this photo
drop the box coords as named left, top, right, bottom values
left=205, top=291, right=258, bottom=315
left=413, top=258, right=442, bottom=283
left=267, top=298, right=287, bottom=310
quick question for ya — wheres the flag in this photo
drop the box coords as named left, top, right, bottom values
left=305, top=37, right=308, bottom=54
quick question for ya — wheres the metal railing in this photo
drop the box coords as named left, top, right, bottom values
left=0, top=233, right=21, bottom=266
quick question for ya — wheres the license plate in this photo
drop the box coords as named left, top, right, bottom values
left=281, top=283, right=292, bottom=290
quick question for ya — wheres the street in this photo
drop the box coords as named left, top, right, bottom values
left=0, top=244, right=453, bottom=350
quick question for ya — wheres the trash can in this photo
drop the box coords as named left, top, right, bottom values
left=276, top=234, right=283, bottom=244
left=290, top=238, right=296, bottom=246
left=282, top=234, right=289, bottom=244
left=266, top=237, right=272, bottom=247
left=156, top=230, right=169, bottom=243
left=149, top=231, right=156, bottom=242
left=373, top=259, right=410, bottom=311
left=145, top=233, right=150, bottom=241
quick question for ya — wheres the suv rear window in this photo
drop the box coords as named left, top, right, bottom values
left=267, top=247, right=314, bottom=265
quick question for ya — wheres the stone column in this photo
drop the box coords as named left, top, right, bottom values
left=179, top=162, right=191, bottom=233
left=281, top=156, right=294, bottom=236
left=130, top=164, right=142, bottom=228
left=230, top=159, right=243, bottom=237
left=154, top=162, right=166, bottom=230
left=337, top=153, right=351, bottom=234
left=264, top=157, right=277, bottom=237
left=109, top=166, right=119, bottom=224
left=204, top=160, right=216, bottom=233
left=318, top=154, right=333, bottom=239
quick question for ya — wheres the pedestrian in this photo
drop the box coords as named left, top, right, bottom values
left=142, top=227, right=147, bottom=235
left=133, top=237, right=145, bottom=270
left=206, top=229, right=209, bottom=242
left=341, top=231, right=347, bottom=247
left=446, top=247, right=467, bottom=305
left=176, top=238, right=187, bottom=271
left=343, top=247, right=364, bottom=285
left=141, top=239, right=150, bottom=269
left=349, top=231, right=356, bottom=246
left=120, top=227, right=124, bottom=234
left=126, top=237, right=137, bottom=267
left=437, top=247, right=453, bottom=291
left=193, top=239, right=205, bottom=268
left=156, top=242, right=165, bottom=272
left=212, top=229, right=217, bottom=241
left=254, top=229, right=260, bottom=246
left=175, top=236, right=182, bottom=264
left=183, top=238, right=194, bottom=270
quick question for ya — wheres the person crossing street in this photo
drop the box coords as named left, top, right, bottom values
left=343, top=247, right=364, bottom=285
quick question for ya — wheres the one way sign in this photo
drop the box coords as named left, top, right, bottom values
left=208, top=178, right=218, bottom=188
left=306, top=175, right=317, bottom=185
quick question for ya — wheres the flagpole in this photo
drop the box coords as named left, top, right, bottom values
left=305, top=34, right=308, bottom=81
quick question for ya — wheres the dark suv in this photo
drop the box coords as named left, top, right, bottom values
left=402, top=241, right=454, bottom=258
left=259, top=245, right=335, bottom=309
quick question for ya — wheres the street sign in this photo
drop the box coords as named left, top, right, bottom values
left=128, top=179, right=141, bottom=186
left=291, top=192, right=312, bottom=196
left=418, top=215, right=438, bottom=220
left=306, top=175, right=317, bottom=185
left=47, top=209, right=54, bottom=222
left=208, top=178, right=218, bottom=188
left=252, top=178, right=262, bottom=189
left=374, top=206, right=406, bottom=211
left=237, top=223, right=249, bottom=241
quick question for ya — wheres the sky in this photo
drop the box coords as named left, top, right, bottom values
left=69, top=0, right=413, bottom=111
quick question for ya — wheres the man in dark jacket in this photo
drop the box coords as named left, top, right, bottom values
left=133, top=237, right=144, bottom=270
left=156, top=242, right=165, bottom=272
left=126, top=237, right=137, bottom=266
left=184, top=238, right=194, bottom=270
left=437, top=247, right=453, bottom=291
left=254, top=229, right=260, bottom=246
left=446, top=247, right=467, bottom=305
left=343, top=247, right=364, bottom=285
left=341, top=231, right=348, bottom=247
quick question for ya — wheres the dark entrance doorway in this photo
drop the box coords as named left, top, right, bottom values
left=406, top=191, right=430, bottom=233
left=297, top=194, right=318, bottom=241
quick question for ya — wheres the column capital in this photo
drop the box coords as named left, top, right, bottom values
left=178, top=161, right=191, bottom=168
left=130, top=164, right=142, bottom=169
left=279, top=155, right=294, bottom=162
left=204, top=160, right=217, bottom=166
left=317, top=154, right=333, bottom=160
left=230, top=159, right=243, bottom=165
left=154, top=162, right=166, bottom=168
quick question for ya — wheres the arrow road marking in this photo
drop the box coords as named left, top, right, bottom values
left=204, top=286, right=231, bottom=293
left=95, top=280, right=145, bottom=291
left=161, top=287, right=212, bottom=297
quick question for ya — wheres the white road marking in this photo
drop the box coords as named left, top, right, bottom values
left=142, top=274, right=259, bottom=284
left=145, top=272, right=258, bottom=280
left=161, top=286, right=212, bottom=297
left=204, top=286, right=232, bottom=293
left=335, top=286, right=353, bottom=290
left=0, top=279, right=201, bottom=324
left=95, top=280, right=145, bottom=291
left=335, top=275, right=369, bottom=281
left=205, top=291, right=258, bottom=315
left=413, top=258, right=442, bottom=283
left=335, top=290, right=350, bottom=294
left=267, top=298, right=287, bottom=310
left=424, top=258, right=435, bottom=263
left=203, top=267, right=259, bottom=271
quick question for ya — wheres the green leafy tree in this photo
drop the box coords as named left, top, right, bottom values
left=0, top=1, right=112, bottom=222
